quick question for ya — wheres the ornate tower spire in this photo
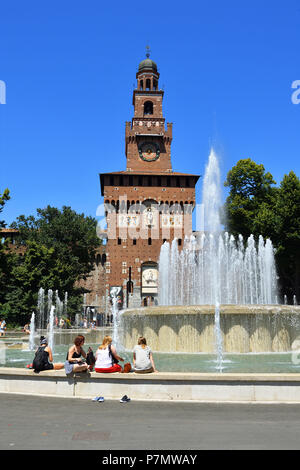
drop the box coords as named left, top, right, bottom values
left=124, top=53, right=173, bottom=172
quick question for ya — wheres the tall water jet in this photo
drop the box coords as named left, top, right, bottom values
left=48, top=306, right=55, bottom=351
left=37, top=288, right=45, bottom=330
left=202, top=148, right=222, bottom=233
left=55, top=290, right=64, bottom=323
left=64, top=292, right=68, bottom=317
left=202, top=148, right=223, bottom=370
left=47, top=289, right=53, bottom=325
left=110, top=287, right=124, bottom=350
left=29, top=312, right=36, bottom=351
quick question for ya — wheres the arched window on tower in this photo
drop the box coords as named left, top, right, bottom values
left=140, top=80, right=144, bottom=90
left=146, top=79, right=151, bottom=90
left=144, top=101, right=153, bottom=115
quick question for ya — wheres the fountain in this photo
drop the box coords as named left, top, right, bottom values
left=2, top=151, right=300, bottom=373
left=120, top=149, right=300, bottom=365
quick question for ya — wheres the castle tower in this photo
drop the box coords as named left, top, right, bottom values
left=100, top=51, right=200, bottom=309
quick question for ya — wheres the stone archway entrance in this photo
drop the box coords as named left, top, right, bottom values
left=142, top=295, right=156, bottom=307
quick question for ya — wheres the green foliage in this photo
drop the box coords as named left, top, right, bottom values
left=274, top=172, right=300, bottom=299
left=2, top=205, right=101, bottom=325
left=223, top=159, right=277, bottom=239
left=0, top=188, right=12, bottom=316
left=224, top=160, right=300, bottom=300
left=0, top=188, right=10, bottom=227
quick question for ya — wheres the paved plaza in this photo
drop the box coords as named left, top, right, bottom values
left=1, top=393, right=300, bottom=450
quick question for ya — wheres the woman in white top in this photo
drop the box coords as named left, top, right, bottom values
left=95, top=335, right=124, bottom=373
left=133, top=337, right=157, bottom=373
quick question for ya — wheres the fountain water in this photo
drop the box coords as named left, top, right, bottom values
left=29, top=312, right=36, bottom=351
left=48, top=306, right=55, bottom=351
left=110, top=287, right=124, bottom=351
left=37, top=287, right=45, bottom=330
left=64, top=292, right=68, bottom=316
left=47, top=289, right=53, bottom=325
left=35, top=288, right=68, bottom=339
left=214, top=302, right=224, bottom=371
left=158, top=233, right=277, bottom=306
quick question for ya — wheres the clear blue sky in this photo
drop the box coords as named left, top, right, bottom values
left=1, top=0, right=299, bottom=226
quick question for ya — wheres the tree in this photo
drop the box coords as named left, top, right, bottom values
left=0, top=188, right=12, bottom=313
left=5, top=206, right=102, bottom=323
left=0, top=188, right=10, bottom=227
left=223, top=159, right=276, bottom=239
left=274, top=172, right=300, bottom=300
left=224, top=160, right=300, bottom=301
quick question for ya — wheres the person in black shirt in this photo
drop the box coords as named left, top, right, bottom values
left=32, top=336, right=64, bottom=373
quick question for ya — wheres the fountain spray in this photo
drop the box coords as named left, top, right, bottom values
left=29, top=312, right=36, bottom=351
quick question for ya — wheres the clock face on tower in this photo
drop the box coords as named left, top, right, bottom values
left=138, top=142, right=160, bottom=162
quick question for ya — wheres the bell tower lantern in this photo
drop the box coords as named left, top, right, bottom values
left=136, top=46, right=160, bottom=91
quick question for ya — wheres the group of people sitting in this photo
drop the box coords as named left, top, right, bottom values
left=31, top=334, right=157, bottom=374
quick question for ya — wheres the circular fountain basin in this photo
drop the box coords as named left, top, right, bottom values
left=120, top=304, right=300, bottom=354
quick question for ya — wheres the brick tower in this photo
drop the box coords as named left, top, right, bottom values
left=100, top=50, right=200, bottom=310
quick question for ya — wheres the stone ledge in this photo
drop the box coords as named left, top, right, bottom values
left=2, top=368, right=300, bottom=403
left=124, top=304, right=300, bottom=316
left=1, top=367, right=300, bottom=382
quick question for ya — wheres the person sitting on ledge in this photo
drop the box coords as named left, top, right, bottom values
left=32, top=336, right=64, bottom=373
left=65, top=335, right=89, bottom=374
left=94, top=335, right=124, bottom=373
left=133, top=336, right=157, bottom=374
